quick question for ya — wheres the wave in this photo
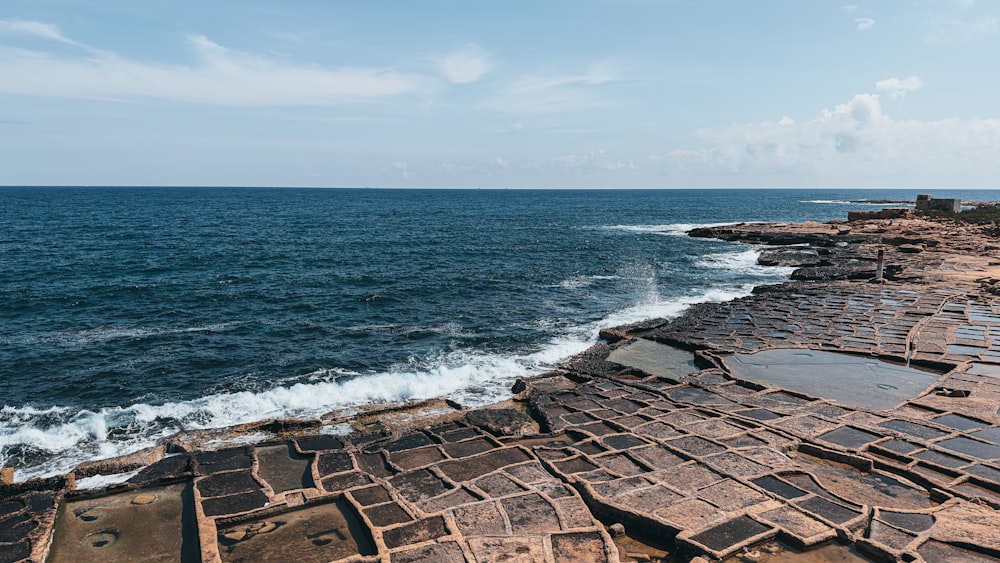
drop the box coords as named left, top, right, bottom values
left=801, top=199, right=913, bottom=206
left=343, top=321, right=473, bottom=338
left=548, top=274, right=620, bottom=289
left=694, top=248, right=797, bottom=277
left=1, top=253, right=795, bottom=482
left=601, top=222, right=743, bottom=237
left=8, top=322, right=240, bottom=347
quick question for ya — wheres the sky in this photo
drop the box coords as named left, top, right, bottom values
left=1, top=1, right=998, bottom=188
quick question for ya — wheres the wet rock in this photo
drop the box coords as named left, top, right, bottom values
left=127, top=453, right=193, bottom=486
left=463, top=408, right=535, bottom=438
left=249, top=417, right=321, bottom=435
left=295, top=434, right=346, bottom=452
left=885, top=236, right=937, bottom=248
left=201, top=490, right=268, bottom=517
left=193, top=446, right=254, bottom=475
left=791, top=263, right=902, bottom=281
left=0, top=468, right=13, bottom=485
left=0, top=474, right=72, bottom=499
left=381, top=516, right=448, bottom=549
left=511, top=378, right=529, bottom=394
left=689, top=226, right=824, bottom=245
left=196, top=471, right=260, bottom=498
left=687, top=515, right=773, bottom=556
left=757, top=248, right=824, bottom=267
left=74, top=446, right=165, bottom=479
left=599, top=327, right=629, bottom=343
left=0, top=541, right=31, bottom=561
left=563, top=343, right=617, bottom=378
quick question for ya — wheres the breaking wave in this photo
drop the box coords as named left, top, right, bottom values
left=601, top=223, right=742, bottom=237
left=1, top=258, right=783, bottom=481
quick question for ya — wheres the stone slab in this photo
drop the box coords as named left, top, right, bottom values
left=47, top=483, right=199, bottom=563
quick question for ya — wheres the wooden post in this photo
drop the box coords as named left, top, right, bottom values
left=876, top=248, right=885, bottom=280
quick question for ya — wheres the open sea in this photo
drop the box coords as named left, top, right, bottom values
left=3, top=187, right=998, bottom=481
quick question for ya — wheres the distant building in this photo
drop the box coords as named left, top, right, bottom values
left=915, top=194, right=961, bottom=214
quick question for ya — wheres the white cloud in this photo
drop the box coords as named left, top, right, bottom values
left=480, top=62, right=618, bottom=114
left=435, top=156, right=512, bottom=178
left=434, top=150, right=634, bottom=182
left=855, top=17, right=875, bottom=30
left=841, top=5, right=859, bottom=14
left=389, top=161, right=412, bottom=179
left=927, top=0, right=999, bottom=43
left=0, top=19, right=83, bottom=47
left=930, top=15, right=999, bottom=41
left=662, top=83, right=1000, bottom=185
left=433, top=44, right=491, bottom=84
left=495, top=122, right=525, bottom=133
left=876, top=76, right=923, bottom=99
left=547, top=149, right=635, bottom=172
left=970, top=15, right=1000, bottom=34
left=0, top=28, right=435, bottom=106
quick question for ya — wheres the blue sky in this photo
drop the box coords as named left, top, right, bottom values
left=1, top=1, right=998, bottom=188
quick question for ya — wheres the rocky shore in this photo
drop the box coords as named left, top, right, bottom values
left=6, top=211, right=1000, bottom=562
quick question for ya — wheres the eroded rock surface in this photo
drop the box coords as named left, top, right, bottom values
left=6, top=216, right=1000, bottom=562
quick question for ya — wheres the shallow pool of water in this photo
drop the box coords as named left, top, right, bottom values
left=724, top=349, right=943, bottom=411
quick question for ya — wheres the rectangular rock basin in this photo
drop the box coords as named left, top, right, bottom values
left=725, top=349, right=943, bottom=411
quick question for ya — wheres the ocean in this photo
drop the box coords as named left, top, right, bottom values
left=2, top=187, right=997, bottom=481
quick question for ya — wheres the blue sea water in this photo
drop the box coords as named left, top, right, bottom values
left=2, top=187, right=998, bottom=480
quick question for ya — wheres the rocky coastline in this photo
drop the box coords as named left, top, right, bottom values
left=6, top=209, right=1000, bottom=562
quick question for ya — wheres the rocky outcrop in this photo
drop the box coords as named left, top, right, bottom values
left=462, top=408, right=536, bottom=437
left=9, top=214, right=1000, bottom=563
left=756, top=248, right=825, bottom=268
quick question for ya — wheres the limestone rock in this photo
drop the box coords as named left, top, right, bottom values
left=131, top=493, right=157, bottom=505
left=462, top=408, right=535, bottom=437
left=74, top=446, right=165, bottom=479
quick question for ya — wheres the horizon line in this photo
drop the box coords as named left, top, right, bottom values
left=3, top=185, right=1000, bottom=191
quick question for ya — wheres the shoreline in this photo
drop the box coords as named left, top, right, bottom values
left=6, top=210, right=1000, bottom=562
left=4, top=223, right=782, bottom=485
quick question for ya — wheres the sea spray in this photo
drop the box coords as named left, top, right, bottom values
left=9, top=187, right=982, bottom=479
left=2, top=246, right=783, bottom=481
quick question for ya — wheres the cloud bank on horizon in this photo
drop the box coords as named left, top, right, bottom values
left=0, top=1, right=998, bottom=188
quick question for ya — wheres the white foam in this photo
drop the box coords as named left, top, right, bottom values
left=801, top=199, right=913, bottom=207
left=11, top=322, right=240, bottom=347
left=694, top=248, right=797, bottom=277
left=74, top=468, right=143, bottom=490
left=2, top=252, right=797, bottom=482
left=601, top=222, right=743, bottom=237
left=550, top=274, right=620, bottom=289
left=343, top=322, right=473, bottom=338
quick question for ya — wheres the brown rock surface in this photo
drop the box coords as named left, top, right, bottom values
left=11, top=215, right=1000, bottom=562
